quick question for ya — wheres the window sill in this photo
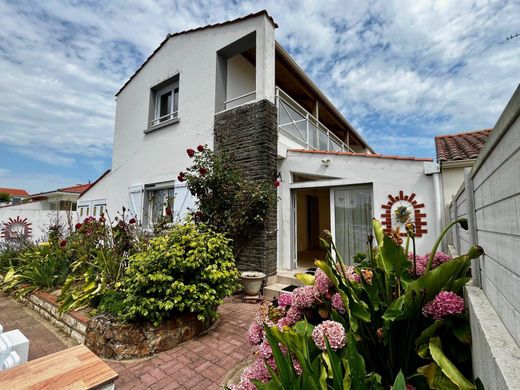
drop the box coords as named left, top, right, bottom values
left=143, top=117, right=180, bottom=134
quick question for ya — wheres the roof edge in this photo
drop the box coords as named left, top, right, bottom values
left=435, top=128, right=492, bottom=139
left=78, top=169, right=111, bottom=199
left=115, top=10, right=277, bottom=97
left=288, top=149, right=432, bottom=162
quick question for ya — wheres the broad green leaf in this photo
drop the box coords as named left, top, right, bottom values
left=392, top=370, right=407, bottom=390
left=372, top=218, right=385, bottom=247
left=429, top=337, right=476, bottom=390
left=418, top=362, right=458, bottom=390
left=295, top=272, right=315, bottom=285
left=452, top=321, right=472, bottom=344
left=345, top=333, right=366, bottom=389
left=416, top=320, right=444, bottom=347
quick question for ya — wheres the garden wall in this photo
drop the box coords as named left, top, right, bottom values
left=214, top=99, right=278, bottom=277
left=0, top=206, right=77, bottom=243
left=449, top=84, right=520, bottom=389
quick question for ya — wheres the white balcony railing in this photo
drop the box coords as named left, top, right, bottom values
left=276, top=87, right=353, bottom=153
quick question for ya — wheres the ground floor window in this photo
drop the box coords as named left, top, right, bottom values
left=144, top=183, right=175, bottom=228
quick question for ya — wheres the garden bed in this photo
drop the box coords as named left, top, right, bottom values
left=85, top=313, right=213, bottom=360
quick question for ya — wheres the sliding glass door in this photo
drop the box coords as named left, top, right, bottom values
left=333, top=186, right=373, bottom=264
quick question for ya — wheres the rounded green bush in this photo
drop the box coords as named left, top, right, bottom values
left=119, top=221, right=239, bottom=325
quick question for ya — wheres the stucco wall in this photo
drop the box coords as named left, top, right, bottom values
left=226, top=54, right=255, bottom=109
left=441, top=166, right=465, bottom=207
left=80, top=14, right=276, bottom=216
left=0, top=205, right=77, bottom=243
left=277, top=151, right=437, bottom=270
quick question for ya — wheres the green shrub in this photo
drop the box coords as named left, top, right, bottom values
left=94, top=290, right=127, bottom=316
left=118, top=220, right=239, bottom=325
left=0, top=240, right=32, bottom=272
left=1, top=243, right=71, bottom=296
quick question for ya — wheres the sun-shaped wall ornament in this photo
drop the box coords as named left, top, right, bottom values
left=1, top=216, right=32, bottom=240
left=380, top=191, right=427, bottom=237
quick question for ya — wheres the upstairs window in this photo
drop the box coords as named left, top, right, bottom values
left=150, top=75, right=180, bottom=128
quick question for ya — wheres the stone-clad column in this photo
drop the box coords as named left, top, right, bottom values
left=214, top=99, right=278, bottom=277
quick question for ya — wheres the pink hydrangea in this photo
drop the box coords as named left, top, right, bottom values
left=258, top=340, right=273, bottom=359
left=312, top=320, right=347, bottom=351
left=232, top=358, right=271, bottom=389
left=278, top=293, right=293, bottom=308
left=292, top=285, right=319, bottom=308
left=422, top=291, right=465, bottom=320
left=315, top=268, right=332, bottom=296
left=345, top=266, right=361, bottom=282
left=247, top=321, right=264, bottom=346
left=409, top=252, right=452, bottom=276
left=331, top=292, right=346, bottom=314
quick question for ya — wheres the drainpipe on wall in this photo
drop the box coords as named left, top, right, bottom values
left=423, top=162, right=444, bottom=247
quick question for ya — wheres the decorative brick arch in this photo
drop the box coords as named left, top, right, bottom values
left=1, top=216, right=32, bottom=240
left=380, top=191, right=427, bottom=237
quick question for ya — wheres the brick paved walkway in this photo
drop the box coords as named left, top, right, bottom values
left=108, top=296, right=259, bottom=389
left=0, top=294, right=259, bottom=389
left=0, top=294, right=76, bottom=360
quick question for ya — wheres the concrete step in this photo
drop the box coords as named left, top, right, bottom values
left=264, top=283, right=290, bottom=300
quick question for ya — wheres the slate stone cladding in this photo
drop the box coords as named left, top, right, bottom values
left=214, top=99, right=278, bottom=277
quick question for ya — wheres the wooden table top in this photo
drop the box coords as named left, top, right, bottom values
left=0, top=344, right=118, bottom=389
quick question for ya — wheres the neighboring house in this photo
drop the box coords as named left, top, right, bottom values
left=30, top=183, right=93, bottom=212
left=0, top=183, right=92, bottom=242
left=435, top=129, right=491, bottom=209
left=0, top=188, right=29, bottom=207
left=79, top=10, right=443, bottom=277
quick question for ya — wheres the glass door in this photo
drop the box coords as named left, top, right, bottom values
left=333, top=186, right=373, bottom=264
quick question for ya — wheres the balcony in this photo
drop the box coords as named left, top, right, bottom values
left=276, top=87, right=353, bottom=153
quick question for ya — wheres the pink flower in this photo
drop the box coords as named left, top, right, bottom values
left=273, top=180, right=280, bottom=188
left=285, top=306, right=302, bottom=325
left=315, top=269, right=332, bottom=296
left=422, top=291, right=465, bottom=320
left=292, top=286, right=319, bottom=308
left=345, top=266, right=361, bottom=283
left=409, top=252, right=452, bottom=276
left=247, top=322, right=264, bottom=345
left=258, top=340, right=273, bottom=359
left=331, top=293, right=346, bottom=314
left=277, top=293, right=292, bottom=308
left=312, top=320, right=347, bottom=351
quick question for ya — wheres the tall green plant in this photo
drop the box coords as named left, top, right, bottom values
left=240, top=219, right=482, bottom=389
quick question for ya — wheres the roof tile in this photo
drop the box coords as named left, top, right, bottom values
left=435, top=129, right=492, bottom=162
left=0, top=188, right=29, bottom=197
left=288, top=149, right=432, bottom=162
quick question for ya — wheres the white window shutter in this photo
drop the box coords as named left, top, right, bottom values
left=173, top=185, right=196, bottom=221
left=128, top=184, right=144, bottom=223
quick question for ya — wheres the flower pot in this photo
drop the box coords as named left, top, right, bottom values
left=240, top=271, right=266, bottom=296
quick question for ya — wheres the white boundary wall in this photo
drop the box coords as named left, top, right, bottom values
left=449, top=84, right=520, bottom=389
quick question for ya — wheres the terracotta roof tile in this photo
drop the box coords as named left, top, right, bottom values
left=58, top=183, right=93, bottom=194
left=435, top=129, right=492, bottom=162
left=0, top=188, right=29, bottom=197
left=288, top=149, right=433, bottom=162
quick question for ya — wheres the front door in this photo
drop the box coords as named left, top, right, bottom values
left=332, top=185, right=373, bottom=264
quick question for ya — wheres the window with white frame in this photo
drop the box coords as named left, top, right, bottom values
left=143, top=182, right=175, bottom=227
left=150, top=77, right=179, bottom=127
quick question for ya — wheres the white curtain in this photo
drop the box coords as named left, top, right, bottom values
left=334, top=186, right=373, bottom=264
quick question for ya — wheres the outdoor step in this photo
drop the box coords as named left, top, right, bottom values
left=264, top=283, right=291, bottom=300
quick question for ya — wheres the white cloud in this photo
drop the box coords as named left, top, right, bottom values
left=0, top=0, right=519, bottom=164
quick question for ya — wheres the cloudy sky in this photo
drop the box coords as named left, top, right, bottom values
left=0, top=0, right=519, bottom=193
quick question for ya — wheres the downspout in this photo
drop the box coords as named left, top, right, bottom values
left=424, top=162, right=444, bottom=247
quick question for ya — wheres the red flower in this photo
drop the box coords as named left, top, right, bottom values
left=177, top=172, right=185, bottom=182
left=187, top=148, right=195, bottom=157
left=129, top=218, right=137, bottom=224
left=199, top=167, right=208, bottom=175
left=197, top=144, right=204, bottom=152
left=59, top=239, right=67, bottom=247
left=75, top=223, right=82, bottom=230
left=274, top=180, right=281, bottom=187
left=99, top=216, right=106, bottom=223
left=165, top=207, right=172, bottom=216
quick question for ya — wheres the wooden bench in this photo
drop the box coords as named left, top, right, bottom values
left=0, top=344, right=118, bottom=389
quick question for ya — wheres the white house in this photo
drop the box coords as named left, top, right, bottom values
left=79, top=11, right=443, bottom=277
